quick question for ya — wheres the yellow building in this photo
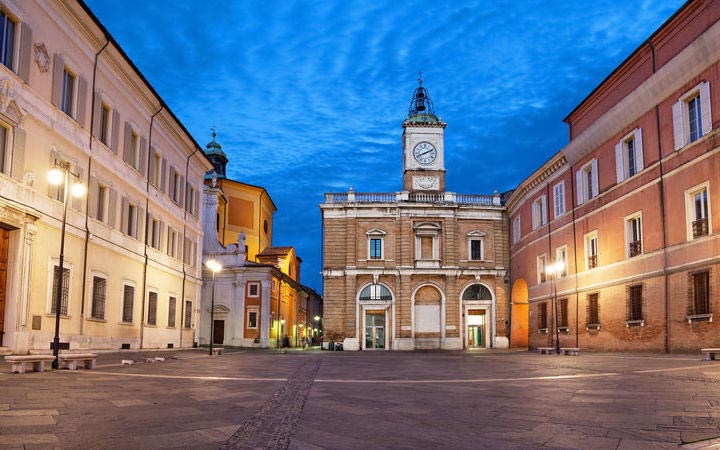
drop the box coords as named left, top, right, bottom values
left=201, top=137, right=316, bottom=348
left=0, top=0, right=213, bottom=355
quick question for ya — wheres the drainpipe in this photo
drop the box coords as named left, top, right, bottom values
left=570, top=164, right=580, bottom=348
left=179, top=147, right=199, bottom=348
left=648, top=41, right=670, bottom=353
left=79, top=39, right=109, bottom=337
left=139, top=105, right=164, bottom=349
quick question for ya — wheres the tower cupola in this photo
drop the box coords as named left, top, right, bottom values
left=204, top=130, right=228, bottom=179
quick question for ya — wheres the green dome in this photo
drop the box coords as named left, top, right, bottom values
left=205, top=133, right=226, bottom=157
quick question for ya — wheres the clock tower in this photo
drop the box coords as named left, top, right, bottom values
left=402, top=77, right=447, bottom=192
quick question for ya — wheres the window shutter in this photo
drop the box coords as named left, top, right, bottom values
left=672, top=101, right=684, bottom=150
left=575, top=169, right=583, bottom=205
left=700, top=81, right=712, bottom=136
left=76, top=76, right=88, bottom=128
left=136, top=205, right=145, bottom=241
left=18, top=23, right=32, bottom=83
left=92, top=93, right=102, bottom=138
left=108, top=188, right=118, bottom=228
left=634, top=128, right=644, bottom=173
left=541, top=195, right=547, bottom=224
left=88, top=176, right=98, bottom=219
left=123, top=122, right=132, bottom=164
left=51, top=54, right=64, bottom=107
left=71, top=167, right=84, bottom=210
left=120, top=197, right=128, bottom=234
left=160, top=157, right=167, bottom=192
left=194, top=189, right=199, bottom=216
left=111, top=110, right=120, bottom=154
left=158, top=220, right=165, bottom=252
left=139, top=136, right=148, bottom=177
left=10, top=127, right=25, bottom=181
left=179, top=175, right=185, bottom=207
left=614, top=142, right=624, bottom=183
left=148, top=146, right=156, bottom=182
left=591, top=160, right=599, bottom=198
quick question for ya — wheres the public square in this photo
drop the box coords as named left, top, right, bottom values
left=2, top=349, right=720, bottom=449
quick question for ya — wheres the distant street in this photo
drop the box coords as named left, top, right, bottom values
left=2, top=349, right=720, bottom=449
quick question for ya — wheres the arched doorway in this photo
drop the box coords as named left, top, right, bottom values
left=413, top=284, right=443, bottom=349
left=358, top=283, right=393, bottom=350
left=461, top=283, right=493, bottom=348
left=510, top=278, right=529, bottom=348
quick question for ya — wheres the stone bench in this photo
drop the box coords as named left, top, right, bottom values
left=58, top=353, right=97, bottom=370
left=561, top=347, right=580, bottom=356
left=5, top=355, right=57, bottom=374
left=701, top=348, right=720, bottom=361
left=211, top=347, right=223, bottom=356
left=538, top=347, right=554, bottom=355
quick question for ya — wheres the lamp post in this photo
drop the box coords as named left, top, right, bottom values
left=206, top=259, right=222, bottom=355
left=314, top=315, right=321, bottom=346
left=48, top=162, right=85, bottom=369
left=546, top=261, right=565, bottom=355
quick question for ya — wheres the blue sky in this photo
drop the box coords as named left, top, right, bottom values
left=85, top=0, right=683, bottom=293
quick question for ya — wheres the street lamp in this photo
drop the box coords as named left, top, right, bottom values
left=48, top=162, right=85, bottom=369
left=314, top=315, right=321, bottom=346
left=546, top=261, right=565, bottom=355
left=206, top=259, right=222, bottom=355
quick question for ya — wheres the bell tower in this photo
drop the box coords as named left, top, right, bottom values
left=402, top=76, right=447, bottom=192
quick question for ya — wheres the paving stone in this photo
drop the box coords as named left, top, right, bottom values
left=0, top=433, right=57, bottom=445
left=0, top=415, right=55, bottom=427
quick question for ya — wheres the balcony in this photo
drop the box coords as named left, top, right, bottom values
left=587, top=255, right=597, bottom=269
left=628, top=241, right=641, bottom=258
left=693, top=218, right=709, bottom=238
left=323, top=190, right=502, bottom=206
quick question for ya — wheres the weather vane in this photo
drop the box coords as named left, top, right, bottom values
left=418, top=70, right=423, bottom=85
left=210, top=125, right=216, bottom=139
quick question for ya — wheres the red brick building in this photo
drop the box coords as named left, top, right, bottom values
left=507, top=0, right=720, bottom=352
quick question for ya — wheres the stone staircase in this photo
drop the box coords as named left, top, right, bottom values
left=0, top=347, right=12, bottom=356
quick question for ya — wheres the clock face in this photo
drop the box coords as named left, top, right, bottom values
left=413, top=142, right=437, bottom=165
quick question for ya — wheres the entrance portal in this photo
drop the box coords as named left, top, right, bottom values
left=364, top=311, right=385, bottom=349
left=213, top=320, right=224, bottom=345
left=467, top=310, right=486, bottom=348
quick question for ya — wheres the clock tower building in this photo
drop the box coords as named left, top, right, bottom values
left=402, top=78, right=447, bottom=192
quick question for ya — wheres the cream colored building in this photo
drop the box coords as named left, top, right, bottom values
left=320, top=80, right=510, bottom=351
left=0, top=0, right=213, bottom=354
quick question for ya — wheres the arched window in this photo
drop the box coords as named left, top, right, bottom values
left=462, top=284, right=492, bottom=301
left=359, top=284, right=392, bottom=301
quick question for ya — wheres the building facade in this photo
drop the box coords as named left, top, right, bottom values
left=0, top=0, right=213, bottom=354
left=507, top=0, right=720, bottom=352
left=321, top=81, right=510, bottom=351
left=200, top=137, right=315, bottom=348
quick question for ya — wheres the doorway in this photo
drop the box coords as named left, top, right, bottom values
left=213, top=319, right=224, bottom=345
left=467, top=310, right=486, bottom=348
left=364, top=311, right=385, bottom=349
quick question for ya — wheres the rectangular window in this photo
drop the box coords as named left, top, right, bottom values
left=532, top=195, right=547, bottom=229
left=0, top=11, right=15, bottom=70
left=96, top=185, right=106, bottom=222
left=51, top=265, right=70, bottom=316
left=538, top=302, right=547, bottom=329
left=512, top=216, right=521, bottom=244
left=184, top=300, right=192, bottom=328
left=627, top=284, right=643, bottom=322
left=122, top=284, right=134, bottom=323
left=626, top=214, right=642, bottom=258
left=168, top=296, right=176, bottom=328
left=167, top=228, right=176, bottom=258
left=152, top=153, right=161, bottom=187
left=576, top=159, right=598, bottom=204
left=673, top=82, right=712, bottom=149
left=91, top=276, right=106, bottom=320
left=61, top=69, right=76, bottom=117
left=185, top=185, right=195, bottom=214
left=470, top=239, right=483, bottom=261
left=0, top=123, right=7, bottom=175
left=615, top=129, right=644, bottom=183
left=150, top=218, right=160, bottom=249
left=687, top=186, right=710, bottom=239
left=99, top=104, right=110, bottom=145
left=147, top=292, right=158, bottom=326
left=247, top=310, right=258, bottom=329
left=553, top=181, right=565, bottom=218
left=689, top=271, right=710, bottom=316
left=587, top=293, right=600, bottom=326
left=126, top=203, right=136, bottom=237
left=537, top=254, right=546, bottom=284
left=369, top=238, right=382, bottom=259
left=248, top=282, right=260, bottom=297
left=556, top=246, right=568, bottom=277
left=585, top=232, right=598, bottom=270
left=130, top=132, right=138, bottom=169
left=170, top=169, right=180, bottom=203
left=559, top=298, right=568, bottom=328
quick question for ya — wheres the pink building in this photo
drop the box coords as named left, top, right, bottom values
left=508, top=0, right=720, bottom=352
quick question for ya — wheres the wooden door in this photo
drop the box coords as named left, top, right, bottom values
left=0, top=229, right=8, bottom=346
left=213, top=320, right=224, bottom=345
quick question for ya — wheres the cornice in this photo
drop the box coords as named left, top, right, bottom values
left=506, top=152, right=567, bottom=212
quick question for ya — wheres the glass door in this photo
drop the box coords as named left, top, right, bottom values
left=467, top=310, right=486, bottom=348
left=364, top=312, right=385, bottom=349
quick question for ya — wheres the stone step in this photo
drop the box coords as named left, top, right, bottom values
left=0, top=347, right=12, bottom=356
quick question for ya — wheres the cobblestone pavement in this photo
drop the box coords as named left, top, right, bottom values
left=2, top=349, right=720, bottom=449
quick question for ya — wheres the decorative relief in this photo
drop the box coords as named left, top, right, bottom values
left=0, top=78, right=15, bottom=111
left=412, top=176, right=439, bottom=191
left=34, top=43, right=49, bottom=72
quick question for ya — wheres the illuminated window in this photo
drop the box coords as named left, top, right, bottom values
left=537, top=254, right=546, bottom=284
left=584, top=231, right=598, bottom=270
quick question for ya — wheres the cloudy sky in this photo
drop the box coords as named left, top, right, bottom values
left=85, top=0, right=683, bottom=293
